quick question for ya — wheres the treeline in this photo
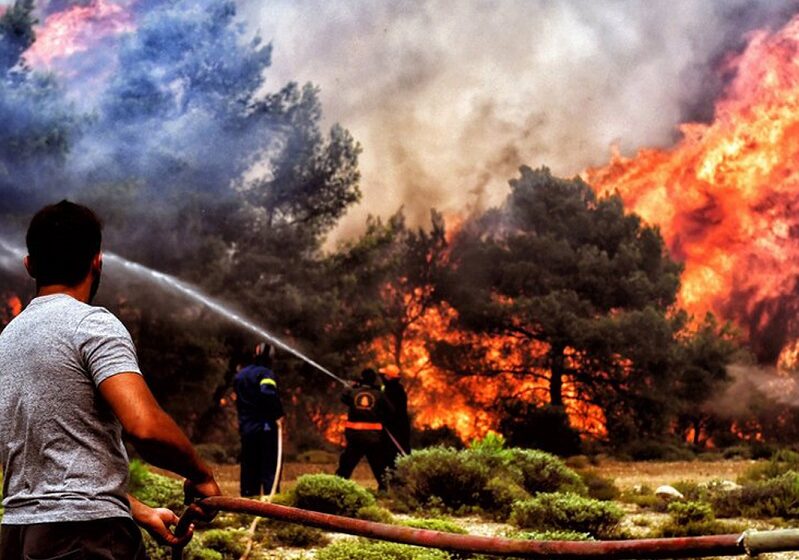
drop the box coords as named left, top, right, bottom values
left=1, top=0, right=796, bottom=457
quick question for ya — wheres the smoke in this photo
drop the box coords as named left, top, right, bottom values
left=236, top=0, right=799, bottom=241
left=708, top=364, right=798, bottom=418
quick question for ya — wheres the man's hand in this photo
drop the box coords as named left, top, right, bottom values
left=130, top=495, right=193, bottom=546
left=184, top=473, right=223, bottom=521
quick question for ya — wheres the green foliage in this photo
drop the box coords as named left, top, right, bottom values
left=510, top=492, right=623, bottom=539
left=619, top=485, right=661, bottom=510
left=479, top=476, right=529, bottom=520
left=657, top=501, right=726, bottom=537
left=200, top=529, right=247, bottom=558
left=142, top=532, right=221, bottom=560
left=507, top=449, right=587, bottom=496
left=389, top=447, right=490, bottom=513
left=740, top=449, right=799, bottom=483
left=268, top=522, right=330, bottom=548
left=400, top=518, right=467, bottom=534
left=316, top=540, right=451, bottom=560
left=620, top=440, right=696, bottom=461
left=712, top=471, right=799, bottom=519
left=287, top=474, right=375, bottom=517
left=580, top=470, right=620, bottom=501
left=128, top=460, right=184, bottom=511
left=356, top=505, right=395, bottom=523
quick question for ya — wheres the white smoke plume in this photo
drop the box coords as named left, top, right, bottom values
left=237, top=0, right=799, bottom=242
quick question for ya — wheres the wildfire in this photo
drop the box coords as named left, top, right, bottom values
left=586, top=15, right=799, bottom=363
left=24, top=0, right=134, bottom=68
left=371, top=291, right=607, bottom=442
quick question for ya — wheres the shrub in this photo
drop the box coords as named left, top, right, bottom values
left=142, top=533, right=222, bottom=560
left=479, top=476, right=530, bottom=520
left=356, top=505, right=395, bottom=523
left=200, top=528, right=247, bottom=558
left=268, top=522, right=330, bottom=547
left=400, top=518, right=467, bottom=534
left=390, top=447, right=490, bottom=512
left=510, top=492, right=623, bottom=539
left=740, top=449, right=799, bottom=483
left=500, top=403, right=582, bottom=456
left=316, top=540, right=451, bottom=560
left=657, top=501, right=727, bottom=537
left=287, top=474, right=375, bottom=517
left=412, top=426, right=464, bottom=450
left=713, top=471, right=799, bottom=519
left=128, top=460, right=184, bottom=511
left=507, top=449, right=587, bottom=496
left=580, top=471, right=620, bottom=501
left=295, top=450, right=339, bottom=464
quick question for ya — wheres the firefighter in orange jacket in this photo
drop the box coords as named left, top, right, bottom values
left=335, top=368, right=394, bottom=490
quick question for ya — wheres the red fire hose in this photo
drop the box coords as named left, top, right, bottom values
left=171, top=496, right=799, bottom=559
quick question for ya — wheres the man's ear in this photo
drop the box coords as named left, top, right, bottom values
left=92, top=252, right=103, bottom=272
left=23, top=256, right=35, bottom=279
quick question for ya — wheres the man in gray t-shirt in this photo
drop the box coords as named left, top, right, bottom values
left=0, top=201, right=221, bottom=559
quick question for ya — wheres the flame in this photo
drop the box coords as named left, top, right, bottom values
left=6, top=295, right=21, bottom=318
left=24, top=0, right=134, bottom=68
left=371, top=288, right=607, bottom=442
left=586, top=16, right=799, bottom=362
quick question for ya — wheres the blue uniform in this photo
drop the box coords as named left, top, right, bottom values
left=234, top=364, right=284, bottom=496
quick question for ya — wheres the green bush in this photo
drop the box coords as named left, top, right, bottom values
left=400, top=518, right=467, bottom=534
left=357, top=505, right=395, bottom=523
left=579, top=471, right=620, bottom=501
left=713, top=471, right=799, bottom=519
left=142, top=532, right=221, bottom=560
left=268, top=522, right=330, bottom=547
left=128, top=460, right=184, bottom=511
left=619, top=485, right=661, bottom=510
left=657, top=501, right=726, bottom=537
left=200, top=528, right=247, bottom=558
left=622, top=440, right=695, bottom=461
left=510, top=492, right=623, bottom=539
left=390, top=447, right=490, bottom=512
left=507, top=449, right=587, bottom=496
left=288, top=474, right=375, bottom=517
left=479, top=476, right=529, bottom=520
left=740, top=449, right=799, bottom=483
left=316, top=540, right=451, bottom=560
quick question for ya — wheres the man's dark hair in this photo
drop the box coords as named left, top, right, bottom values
left=26, top=200, right=102, bottom=287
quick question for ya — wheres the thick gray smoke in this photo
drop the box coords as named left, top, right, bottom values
left=237, top=0, right=799, bottom=241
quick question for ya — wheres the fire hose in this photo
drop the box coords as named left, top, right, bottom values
left=171, top=496, right=799, bottom=559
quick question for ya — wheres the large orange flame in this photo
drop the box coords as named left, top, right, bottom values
left=586, top=15, right=799, bottom=364
left=24, top=0, right=134, bottom=68
left=371, top=289, right=606, bottom=443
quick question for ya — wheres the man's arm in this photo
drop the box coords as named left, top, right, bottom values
left=98, top=372, right=221, bottom=501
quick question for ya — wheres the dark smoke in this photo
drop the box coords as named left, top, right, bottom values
left=237, top=0, right=799, bottom=242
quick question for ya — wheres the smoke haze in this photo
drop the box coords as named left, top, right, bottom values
left=237, top=0, right=799, bottom=241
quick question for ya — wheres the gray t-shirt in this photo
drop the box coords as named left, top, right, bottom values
left=0, top=293, right=142, bottom=524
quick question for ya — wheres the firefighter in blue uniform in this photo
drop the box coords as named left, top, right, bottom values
left=335, top=368, right=393, bottom=491
left=234, top=342, right=284, bottom=497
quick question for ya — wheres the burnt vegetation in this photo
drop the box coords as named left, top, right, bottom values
left=0, top=0, right=793, bottom=461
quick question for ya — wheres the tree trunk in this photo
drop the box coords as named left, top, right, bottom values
left=549, top=344, right=565, bottom=407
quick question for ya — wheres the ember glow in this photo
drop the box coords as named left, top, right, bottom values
left=23, top=0, right=134, bottom=68
left=587, top=15, right=799, bottom=364
left=371, top=291, right=607, bottom=442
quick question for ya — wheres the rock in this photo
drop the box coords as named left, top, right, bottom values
left=655, top=485, right=685, bottom=501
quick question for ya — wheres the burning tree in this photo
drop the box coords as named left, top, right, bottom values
left=436, top=166, right=718, bottom=448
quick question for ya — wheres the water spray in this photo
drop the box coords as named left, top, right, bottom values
left=0, top=237, right=348, bottom=386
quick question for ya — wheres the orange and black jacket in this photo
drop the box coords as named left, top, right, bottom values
left=341, top=382, right=394, bottom=431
